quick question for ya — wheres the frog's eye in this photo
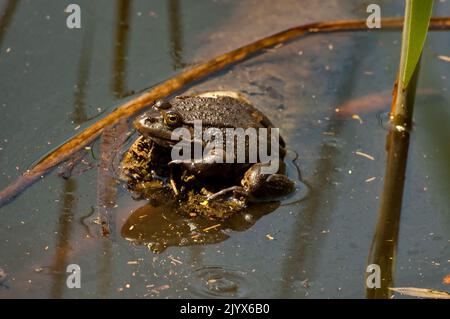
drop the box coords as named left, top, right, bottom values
left=163, top=111, right=182, bottom=127
left=154, top=99, right=172, bottom=110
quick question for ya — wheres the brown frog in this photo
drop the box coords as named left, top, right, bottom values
left=133, top=91, right=295, bottom=202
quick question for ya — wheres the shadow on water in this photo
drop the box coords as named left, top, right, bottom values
left=0, top=0, right=19, bottom=49
left=97, top=239, right=113, bottom=298
left=279, top=36, right=369, bottom=297
left=93, top=1, right=139, bottom=294
left=168, top=0, right=184, bottom=70
left=71, top=27, right=95, bottom=124
left=50, top=178, right=76, bottom=298
left=50, top=18, right=98, bottom=297
left=59, top=1, right=135, bottom=296
left=49, top=0, right=131, bottom=292
left=98, top=0, right=137, bottom=236
left=113, top=0, right=132, bottom=98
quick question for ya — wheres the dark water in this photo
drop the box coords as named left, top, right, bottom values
left=0, top=0, right=449, bottom=298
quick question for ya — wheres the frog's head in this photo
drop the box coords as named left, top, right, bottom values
left=134, top=100, right=187, bottom=148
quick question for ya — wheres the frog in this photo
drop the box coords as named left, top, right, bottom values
left=133, top=91, right=295, bottom=203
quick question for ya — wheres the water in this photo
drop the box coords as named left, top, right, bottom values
left=188, top=266, right=261, bottom=298
left=0, top=0, right=449, bottom=298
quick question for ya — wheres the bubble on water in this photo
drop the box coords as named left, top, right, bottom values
left=188, top=266, right=260, bottom=298
left=244, top=213, right=254, bottom=223
left=377, top=111, right=393, bottom=131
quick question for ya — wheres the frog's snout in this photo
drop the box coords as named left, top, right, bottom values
left=133, top=115, right=147, bottom=132
left=134, top=111, right=159, bottom=131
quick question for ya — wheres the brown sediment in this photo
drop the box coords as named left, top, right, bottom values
left=1, top=17, right=450, bottom=208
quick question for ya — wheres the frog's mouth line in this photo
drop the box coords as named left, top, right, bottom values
left=140, top=129, right=182, bottom=149
left=139, top=128, right=173, bottom=142
left=134, top=116, right=175, bottom=145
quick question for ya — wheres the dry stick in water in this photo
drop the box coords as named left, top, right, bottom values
left=1, top=17, right=450, bottom=208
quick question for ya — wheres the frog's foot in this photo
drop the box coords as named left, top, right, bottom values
left=206, top=186, right=244, bottom=201
left=246, top=173, right=295, bottom=201
left=238, top=162, right=296, bottom=202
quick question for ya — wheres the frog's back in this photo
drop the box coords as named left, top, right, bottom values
left=172, top=96, right=272, bottom=129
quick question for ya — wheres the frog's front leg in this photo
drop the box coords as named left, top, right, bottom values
left=169, top=148, right=228, bottom=178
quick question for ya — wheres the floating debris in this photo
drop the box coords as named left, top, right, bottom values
left=355, top=151, right=375, bottom=161
left=151, top=284, right=170, bottom=294
left=365, top=177, right=376, bottom=183
left=168, top=256, right=183, bottom=265
left=202, top=224, right=221, bottom=232
left=389, top=287, right=450, bottom=299
left=438, top=55, right=450, bottom=63
left=300, top=279, right=310, bottom=289
left=352, top=114, right=363, bottom=124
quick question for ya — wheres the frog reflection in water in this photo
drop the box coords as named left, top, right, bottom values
left=121, top=91, right=295, bottom=218
left=121, top=200, right=281, bottom=253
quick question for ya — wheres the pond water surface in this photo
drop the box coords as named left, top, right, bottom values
left=0, top=0, right=449, bottom=298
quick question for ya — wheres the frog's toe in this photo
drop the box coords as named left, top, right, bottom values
left=168, top=159, right=191, bottom=165
left=207, top=186, right=243, bottom=201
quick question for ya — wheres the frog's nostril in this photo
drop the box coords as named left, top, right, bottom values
left=138, top=111, right=160, bottom=125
